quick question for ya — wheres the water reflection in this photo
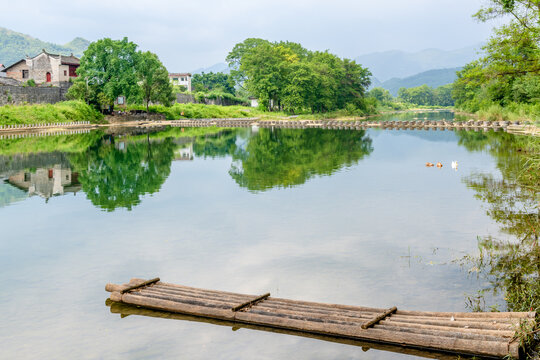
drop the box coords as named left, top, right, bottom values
left=455, top=131, right=539, bottom=321
left=0, top=127, right=377, bottom=208
left=2, top=114, right=539, bottom=359
left=7, top=166, right=81, bottom=201
left=68, top=135, right=177, bottom=211
left=228, top=128, right=374, bottom=191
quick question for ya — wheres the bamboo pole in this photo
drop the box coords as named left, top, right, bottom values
left=362, top=307, right=397, bottom=329
left=232, top=293, right=271, bottom=312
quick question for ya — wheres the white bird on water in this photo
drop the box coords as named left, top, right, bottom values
left=451, top=161, right=458, bottom=170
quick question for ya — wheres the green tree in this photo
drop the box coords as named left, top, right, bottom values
left=226, top=39, right=371, bottom=114
left=368, top=87, right=393, bottom=104
left=192, top=72, right=236, bottom=94
left=452, top=0, right=540, bottom=112
left=68, top=38, right=140, bottom=107
left=137, top=51, right=175, bottom=112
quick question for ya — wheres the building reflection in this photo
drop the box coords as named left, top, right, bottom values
left=7, top=165, right=81, bottom=201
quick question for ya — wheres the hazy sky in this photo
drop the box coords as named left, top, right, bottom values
left=0, top=0, right=498, bottom=71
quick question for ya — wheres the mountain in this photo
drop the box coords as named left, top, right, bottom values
left=192, top=62, right=229, bottom=74
left=356, top=45, right=481, bottom=82
left=0, top=27, right=90, bottom=67
left=380, top=67, right=461, bottom=96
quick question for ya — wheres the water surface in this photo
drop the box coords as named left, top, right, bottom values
left=0, top=112, right=535, bottom=359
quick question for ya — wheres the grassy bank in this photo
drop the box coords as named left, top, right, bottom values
left=456, top=102, right=540, bottom=125
left=0, top=101, right=104, bottom=125
left=128, top=103, right=263, bottom=120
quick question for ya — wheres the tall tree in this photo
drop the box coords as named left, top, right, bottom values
left=137, top=51, right=174, bottom=112
left=71, top=38, right=140, bottom=106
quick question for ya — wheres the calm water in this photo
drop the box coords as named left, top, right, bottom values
left=0, top=112, right=535, bottom=359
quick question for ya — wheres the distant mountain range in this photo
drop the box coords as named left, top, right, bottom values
left=192, top=62, right=230, bottom=74
left=355, top=45, right=482, bottom=82
left=377, top=67, right=462, bottom=96
left=0, top=27, right=90, bottom=67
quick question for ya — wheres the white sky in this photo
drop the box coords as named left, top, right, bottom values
left=0, top=0, right=498, bottom=71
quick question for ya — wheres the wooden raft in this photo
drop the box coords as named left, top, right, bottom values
left=106, top=278, right=536, bottom=359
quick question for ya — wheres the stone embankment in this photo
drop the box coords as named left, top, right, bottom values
left=165, top=118, right=529, bottom=133
left=1, top=117, right=537, bottom=137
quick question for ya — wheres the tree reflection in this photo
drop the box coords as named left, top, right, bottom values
left=457, top=131, right=539, bottom=315
left=229, top=128, right=374, bottom=191
left=69, top=136, right=176, bottom=211
left=192, top=129, right=239, bottom=159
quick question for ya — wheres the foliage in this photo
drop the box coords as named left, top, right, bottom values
left=453, top=0, right=540, bottom=121
left=0, top=100, right=103, bottom=125
left=398, top=84, right=455, bottom=106
left=23, top=79, right=36, bottom=87
left=67, top=38, right=140, bottom=108
left=67, top=38, right=174, bottom=111
left=228, top=128, right=374, bottom=191
left=136, top=51, right=175, bottom=111
left=192, top=72, right=236, bottom=94
left=226, top=38, right=371, bottom=113
left=455, top=130, right=540, bottom=354
left=127, top=103, right=257, bottom=120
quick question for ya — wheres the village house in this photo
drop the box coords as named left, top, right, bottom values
left=1, top=50, right=80, bottom=86
left=169, top=73, right=192, bottom=92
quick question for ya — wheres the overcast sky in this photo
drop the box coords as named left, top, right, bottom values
left=0, top=0, right=498, bottom=71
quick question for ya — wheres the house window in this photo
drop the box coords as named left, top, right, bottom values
left=22, top=70, right=29, bottom=79
left=181, top=77, right=184, bottom=81
left=24, top=173, right=31, bottom=182
left=173, top=78, right=178, bottom=81
left=64, top=70, right=67, bottom=76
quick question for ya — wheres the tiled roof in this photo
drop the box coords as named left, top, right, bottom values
left=169, top=73, right=191, bottom=77
left=59, top=55, right=80, bottom=66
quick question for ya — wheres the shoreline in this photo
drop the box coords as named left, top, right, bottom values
left=0, top=110, right=538, bottom=137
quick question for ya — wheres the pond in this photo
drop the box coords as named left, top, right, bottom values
left=1, top=111, right=538, bottom=359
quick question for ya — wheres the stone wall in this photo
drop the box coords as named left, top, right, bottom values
left=0, top=85, right=69, bottom=105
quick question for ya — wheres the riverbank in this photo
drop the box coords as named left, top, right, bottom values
left=0, top=101, right=104, bottom=125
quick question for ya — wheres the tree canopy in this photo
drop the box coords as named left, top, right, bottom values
left=452, top=0, right=540, bottom=112
left=226, top=38, right=371, bottom=113
left=398, top=84, right=455, bottom=106
left=192, top=72, right=236, bottom=95
left=67, top=38, right=174, bottom=110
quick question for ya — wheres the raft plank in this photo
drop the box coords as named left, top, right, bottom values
left=106, top=279, right=534, bottom=359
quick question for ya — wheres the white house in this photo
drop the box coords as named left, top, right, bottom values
left=169, top=73, right=192, bottom=92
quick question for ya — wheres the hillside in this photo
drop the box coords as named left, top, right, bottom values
left=356, top=45, right=481, bottom=82
left=381, top=67, right=461, bottom=96
left=0, top=27, right=90, bottom=67
left=192, top=62, right=229, bottom=74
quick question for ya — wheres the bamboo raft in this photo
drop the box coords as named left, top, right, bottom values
left=106, top=278, right=537, bottom=359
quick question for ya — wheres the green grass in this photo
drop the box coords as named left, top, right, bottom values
left=457, top=101, right=540, bottom=125
left=128, top=103, right=264, bottom=120
left=0, top=100, right=104, bottom=125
